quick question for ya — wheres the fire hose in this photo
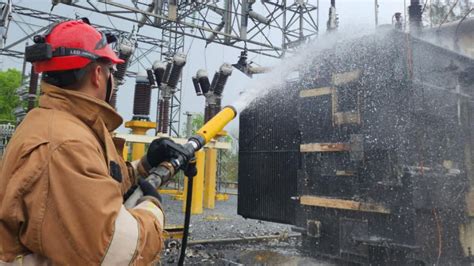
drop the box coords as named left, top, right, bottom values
left=124, top=106, right=237, bottom=265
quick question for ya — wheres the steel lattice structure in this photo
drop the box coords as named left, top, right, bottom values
left=0, top=0, right=319, bottom=136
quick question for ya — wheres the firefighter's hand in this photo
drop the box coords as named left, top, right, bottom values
left=146, top=137, right=176, bottom=167
left=136, top=138, right=176, bottom=177
left=183, top=158, right=197, bottom=178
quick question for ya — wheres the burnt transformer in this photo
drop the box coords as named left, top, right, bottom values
left=238, top=28, right=474, bottom=265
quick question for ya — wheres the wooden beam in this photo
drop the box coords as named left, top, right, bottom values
left=335, top=170, right=356, bottom=176
left=332, top=70, right=361, bottom=86
left=299, top=87, right=332, bottom=98
left=334, top=112, right=361, bottom=125
left=300, top=195, right=391, bottom=214
left=115, top=133, right=231, bottom=150
left=300, top=143, right=350, bottom=152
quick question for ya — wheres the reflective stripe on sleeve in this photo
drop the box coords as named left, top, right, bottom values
left=101, top=205, right=139, bottom=265
left=134, top=200, right=164, bottom=228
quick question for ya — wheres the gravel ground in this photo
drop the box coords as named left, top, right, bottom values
left=160, top=192, right=334, bottom=265
left=162, top=192, right=292, bottom=241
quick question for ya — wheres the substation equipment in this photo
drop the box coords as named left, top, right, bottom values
left=0, top=0, right=320, bottom=203
left=238, top=16, right=474, bottom=265
left=0, top=0, right=320, bottom=136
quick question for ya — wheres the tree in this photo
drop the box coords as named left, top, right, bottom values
left=0, top=69, right=21, bottom=122
left=429, top=0, right=473, bottom=26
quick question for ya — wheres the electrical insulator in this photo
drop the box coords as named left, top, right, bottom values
left=206, top=21, right=225, bottom=45
left=162, top=61, right=172, bottom=85
left=146, top=69, right=155, bottom=86
left=197, top=69, right=210, bottom=94
left=192, top=77, right=202, bottom=96
left=213, top=63, right=232, bottom=96
left=114, top=39, right=134, bottom=84
left=167, top=53, right=186, bottom=88
left=152, top=60, right=166, bottom=86
left=248, top=10, right=270, bottom=24
left=209, top=72, right=218, bottom=93
left=138, top=2, right=156, bottom=28
left=132, top=71, right=152, bottom=120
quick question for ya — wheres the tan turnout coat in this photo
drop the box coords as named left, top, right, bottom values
left=0, top=82, right=163, bottom=265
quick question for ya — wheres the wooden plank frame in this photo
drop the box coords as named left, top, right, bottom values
left=300, top=195, right=391, bottom=214
left=300, top=143, right=350, bottom=152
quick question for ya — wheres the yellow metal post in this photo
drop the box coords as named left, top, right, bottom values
left=124, top=120, right=156, bottom=161
left=182, top=150, right=205, bottom=214
left=203, top=148, right=217, bottom=209
left=122, top=143, right=129, bottom=160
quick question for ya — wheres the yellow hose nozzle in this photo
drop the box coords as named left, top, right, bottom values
left=196, top=106, right=237, bottom=144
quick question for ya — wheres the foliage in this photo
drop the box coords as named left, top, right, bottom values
left=429, top=0, right=472, bottom=25
left=0, top=69, right=21, bottom=122
left=181, top=112, right=239, bottom=182
left=220, top=149, right=238, bottom=182
left=218, top=133, right=239, bottom=183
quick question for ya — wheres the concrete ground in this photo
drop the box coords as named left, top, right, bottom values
left=160, top=192, right=334, bottom=265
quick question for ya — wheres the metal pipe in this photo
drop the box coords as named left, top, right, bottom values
left=224, top=0, right=232, bottom=44
left=375, top=0, right=379, bottom=27
left=188, top=233, right=301, bottom=245
left=240, top=0, right=248, bottom=39
left=153, top=0, right=163, bottom=26
left=185, top=112, right=193, bottom=138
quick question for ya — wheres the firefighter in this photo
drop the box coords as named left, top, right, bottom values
left=0, top=19, right=180, bottom=265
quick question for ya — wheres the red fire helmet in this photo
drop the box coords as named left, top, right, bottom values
left=33, top=19, right=124, bottom=73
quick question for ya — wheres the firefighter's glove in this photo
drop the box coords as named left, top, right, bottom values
left=135, top=179, right=165, bottom=228
left=183, top=157, right=198, bottom=178
left=147, top=137, right=176, bottom=167
left=138, top=178, right=162, bottom=203
left=137, top=137, right=176, bottom=177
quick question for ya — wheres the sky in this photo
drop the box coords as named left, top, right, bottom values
left=2, top=0, right=406, bottom=136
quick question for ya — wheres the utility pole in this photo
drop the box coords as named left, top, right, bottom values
left=375, top=0, right=379, bottom=27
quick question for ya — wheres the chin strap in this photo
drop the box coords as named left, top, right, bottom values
left=105, top=73, right=113, bottom=104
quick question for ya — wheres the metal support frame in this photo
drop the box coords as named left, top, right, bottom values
left=57, top=0, right=318, bottom=58
left=1, top=4, right=167, bottom=73
left=0, top=0, right=319, bottom=137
